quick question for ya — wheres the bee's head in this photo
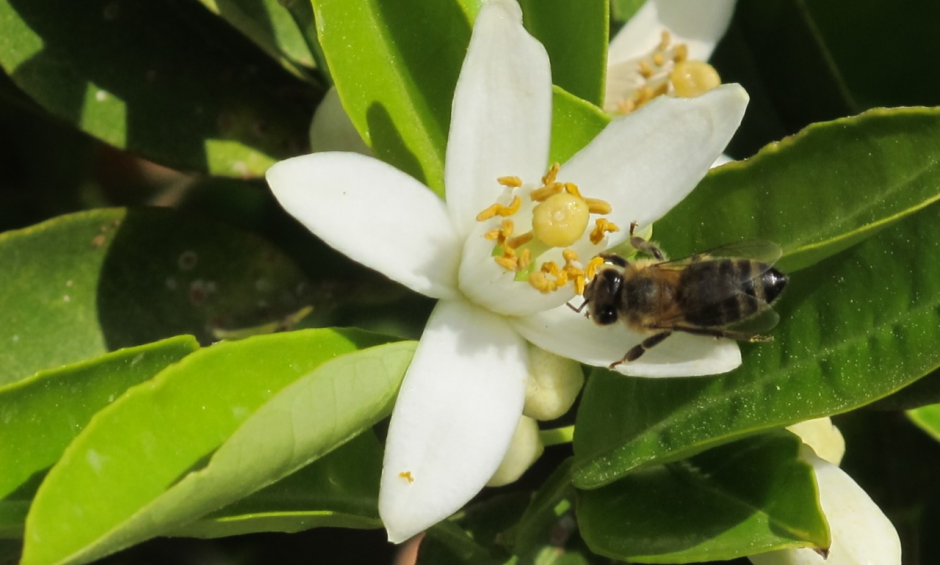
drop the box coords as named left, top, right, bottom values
left=583, top=268, right=622, bottom=325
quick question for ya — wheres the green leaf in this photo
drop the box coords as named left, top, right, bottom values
left=0, top=208, right=310, bottom=386
left=659, top=107, right=940, bottom=273
left=512, top=459, right=577, bottom=558
left=0, top=336, right=198, bottom=507
left=0, top=0, right=314, bottom=177
left=574, top=202, right=940, bottom=488
left=173, top=432, right=384, bottom=537
left=313, top=0, right=609, bottom=197
left=578, top=432, right=828, bottom=563
left=193, top=0, right=316, bottom=74
left=311, top=0, right=474, bottom=193
left=908, top=404, right=940, bottom=442
left=550, top=87, right=610, bottom=166
left=519, top=0, right=607, bottom=106
left=21, top=331, right=414, bottom=565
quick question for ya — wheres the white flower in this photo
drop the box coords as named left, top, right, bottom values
left=605, top=0, right=737, bottom=114
left=267, top=0, right=747, bottom=543
left=749, top=418, right=901, bottom=565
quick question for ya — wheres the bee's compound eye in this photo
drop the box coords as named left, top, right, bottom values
left=595, top=306, right=618, bottom=325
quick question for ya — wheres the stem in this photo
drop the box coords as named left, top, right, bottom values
left=539, top=425, right=575, bottom=446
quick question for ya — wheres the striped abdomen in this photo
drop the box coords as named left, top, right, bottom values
left=678, top=259, right=787, bottom=327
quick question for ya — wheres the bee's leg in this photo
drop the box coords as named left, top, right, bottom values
left=628, top=221, right=665, bottom=261
left=610, top=331, right=672, bottom=369
left=566, top=299, right=588, bottom=313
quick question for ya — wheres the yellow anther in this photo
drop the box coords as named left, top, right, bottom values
left=528, top=271, right=553, bottom=294
left=555, top=270, right=568, bottom=287
left=498, top=175, right=523, bottom=188
left=563, top=182, right=584, bottom=200
left=532, top=192, right=590, bottom=248
left=658, top=30, right=672, bottom=51
left=506, top=231, right=533, bottom=249
left=496, top=255, right=518, bottom=271
left=586, top=198, right=611, bottom=215
left=652, top=52, right=665, bottom=67
left=484, top=228, right=501, bottom=241
left=485, top=219, right=515, bottom=242
left=590, top=218, right=620, bottom=244
left=586, top=256, right=605, bottom=280
left=542, top=162, right=560, bottom=186
left=573, top=275, right=586, bottom=296
left=674, top=43, right=688, bottom=63
left=476, top=196, right=522, bottom=221
left=618, top=99, right=636, bottom=114
left=562, top=249, right=579, bottom=264
left=530, top=183, right=563, bottom=202
left=517, top=248, right=532, bottom=271
left=671, top=60, right=722, bottom=98
left=400, top=471, right=415, bottom=483
left=637, top=60, right=653, bottom=79
left=541, top=261, right=560, bottom=276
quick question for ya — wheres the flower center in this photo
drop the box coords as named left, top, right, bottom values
left=475, top=163, right=618, bottom=295
left=608, top=30, right=722, bottom=115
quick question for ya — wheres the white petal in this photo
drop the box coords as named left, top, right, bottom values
left=510, top=305, right=741, bottom=377
left=523, top=343, right=585, bottom=421
left=486, top=415, right=544, bottom=487
left=444, top=0, right=552, bottom=239
left=787, top=418, right=846, bottom=466
left=267, top=152, right=461, bottom=300
left=749, top=451, right=901, bottom=565
left=308, top=86, right=373, bottom=156
left=608, top=0, right=737, bottom=66
left=562, top=84, right=748, bottom=248
left=379, top=299, right=528, bottom=543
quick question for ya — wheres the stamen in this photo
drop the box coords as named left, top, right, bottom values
left=528, top=271, right=553, bottom=294
left=517, top=248, right=532, bottom=271
left=530, top=183, right=563, bottom=202
left=652, top=52, right=665, bottom=67
left=586, top=198, right=611, bottom=215
left=590, top=218, right=620, bottom=244
left=563, top=182, right=584, bottom=200
left=658, top=30, right=671, bottom=51
left=586, top=256, right=605, bottom=280
left=498, top=175, right=523, bottom=188
left=496, top=254, right=518, bottom=271
left=476, top=195, right=522, bottom=221
left=542, top=162, right=560, bottom=186
left=506, top=231, right=533, bottom=249
left=399, top=471, right=415, bottom=483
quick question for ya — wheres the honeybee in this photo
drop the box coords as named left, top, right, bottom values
left=578, top=224, right=788, bottom=368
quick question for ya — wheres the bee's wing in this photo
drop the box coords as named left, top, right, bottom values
left=654, top=240, right=783, bottom=270
left=725, top=304, right=781, bottom=334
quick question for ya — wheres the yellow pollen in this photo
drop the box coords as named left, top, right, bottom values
left=400, top=471, right=415, bottom=483
left=658, top=30, right=671, bottom=51
left=674, top=43, right=688, bottom=63
left=498, top=175, right=523, bottom=188
left=484, top=219, right=515, bottom=243
left=532, top=192, right=590, bottom=248
left=496, top=255, right=518, bottom=271
left=542, top=162, right=560, bottom=186
left=590, top=218, right=620, bottom=244
left=563, top=182, right=584, bottom=200
left=506, top=231, right=533, bottom=249
left=586, top=256, right=605, bottom=280
left=528, top=271, right=553, bottom=294
left=517, top=248, right=532, bottom=270
left=586, top=198, right=611, bottom=215
left=476, top=195, right=521, bottom=221
left=671, top=60, right=722, bottom=98
left=541, top=261, right=559, bottom=276
left=638, top=60, right=653, bottom=79
left=530, top=182, right=563, bottom=202
left=652, top=52, right=665, bottom=67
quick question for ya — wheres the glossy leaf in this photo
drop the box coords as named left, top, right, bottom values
left=659, top=106, right=940, bottom=273
left=194, top=0, right=315, bottom=74
left=313, top=0, right=610, bottom=197
left=173, top=432, right=384, bottom=537
left=574, top=202, right=940, bottom=488
left=519, top=0, right=607, bottom=106
left=908, top=404, right=940, bottom=442
left=0, top=0, right=313, bottom=177
left=21, top=331, right=413, bottom=565
left=0, top=336, right=198, bottom=504
left=512, top=458, right=577, bottom=558
left=578, top=432, right=828, bottom=563
left=0, top=208, right=310, bottom=386
left=310, top=0, right=473, bottom=193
